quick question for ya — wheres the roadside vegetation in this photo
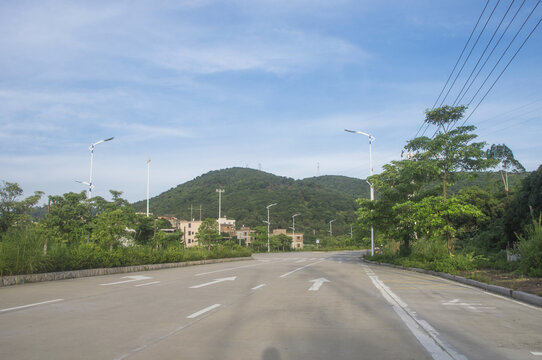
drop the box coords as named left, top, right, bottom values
left=359, top=106, right=541, bottom=294
left=0, top=185, right=250, bottom=276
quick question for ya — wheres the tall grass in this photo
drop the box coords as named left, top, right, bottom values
left=0, top=227, right=252, bottom=276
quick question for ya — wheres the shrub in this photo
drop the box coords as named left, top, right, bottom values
left=518, top=216, right=542, bottom=277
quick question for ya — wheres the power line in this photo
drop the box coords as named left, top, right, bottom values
left=430, top=0, right=491, bottom=111
left=460, top=13, right=542, bottom=127
left=452, top=0, right=517, bottom=107
left=416, top=0, right=491, bottom=139
left=454, top=0, right=527, bottom=106
left=438, top=0, right=502, bottom=109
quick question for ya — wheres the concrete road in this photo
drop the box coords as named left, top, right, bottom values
left=1, top=251, right=541, bottom=360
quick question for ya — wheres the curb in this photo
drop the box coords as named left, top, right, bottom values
left=0, top=256, right=252, bottom=287
left=362, top=259, right=542, bottom=308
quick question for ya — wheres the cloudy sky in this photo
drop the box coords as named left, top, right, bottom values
left=1, top=0, right=541, bottom=203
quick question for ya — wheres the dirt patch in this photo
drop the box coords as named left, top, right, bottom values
left=460, top=269, right=542, bottom=297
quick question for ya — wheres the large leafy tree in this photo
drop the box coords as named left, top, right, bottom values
left=487, top=144, right=525, bottom=195
left=41, top=192, right=92, bottom=246
left=405, top=106, right=496, bottom=200
left=0, top=181, right=43, bottom=234
left=195, top=218, right=221, bottom=250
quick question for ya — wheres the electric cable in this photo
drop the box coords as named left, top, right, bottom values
left=455, top=0, right=527, bottom=106
left=452, top=0, right=516, bottom=107
left=460, top=14, right=542, bottom=127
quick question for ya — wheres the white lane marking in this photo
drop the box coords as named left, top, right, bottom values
left=187, top=304, right=221, bottom=319
left=100, top=275, right=152, bottom=286
left=190, top=276, right=236, bottom=289
left=295, top=259, right=306, bottom=263
left=308, top=278, right=330, bottom=291
left=531, top=352, right=542, bottom=356
left=441, top=299, right=496, bottom=312
left=134, top=281, right=161, bottom=287
left=364, top=265, right=467, bottom=360
left=1, top=299, right=64, bottom=313
left=252, top=284, right=266, bottom=290
left=195, top=261, right=268, bottom=276
left=280, top=260, right=324, bottom=278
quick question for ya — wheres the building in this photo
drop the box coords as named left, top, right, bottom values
left=236, top=226, right=255, bottom=246
left=178, top=220, right=203, bottom=248
left=272, top=229, right=304, bottom=249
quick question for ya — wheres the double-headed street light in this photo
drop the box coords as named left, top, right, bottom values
left=79, top=137, right=114, bottom=199
left=264, top=203, right=277, bottom=253
left=345, top=128, right=375, bottom=256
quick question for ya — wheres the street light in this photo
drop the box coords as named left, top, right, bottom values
left=146, top=158, right=151, bottom=217
left=328, top=219, right=336, bottom=237
left=264, top=203, right=277, bottom=253
left=82, top=137, right=114, bottom=199
left=345, top=128, right=375, bottom=256
left=216, top=188, right=225, bottom=233
left=290, top=213, right=301, bottom=247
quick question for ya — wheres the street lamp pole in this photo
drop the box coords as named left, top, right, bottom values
left=146, top=158, right=151, bottom=217
left=85, top=137, right=114, bottom=199
left=266, top=203, right=277, bottom=253
left=291, top=213, right=300, bottom=245
left=216, top=188, right=225, bottom=234
left=328, top=219, right=336, bottom=237
left=345, top=129, right=375, bottom=256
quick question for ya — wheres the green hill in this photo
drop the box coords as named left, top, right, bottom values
left=132, top=167, right=527, bottom=242
left=132, top=167, right=369, bottom=240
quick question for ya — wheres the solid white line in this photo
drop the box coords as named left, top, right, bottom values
left=280, top=260, right=324, bottom=278
left=0, top=299, right=64, bottom=313
left=365, top=266, right=467, bottom=360
left=252, top=284, right=266, bottom=290
left=532, top=352, right=542, bottom=356
left=134, top=281, right=161, bottom=287
left=187, top=304, right=221, bottom=319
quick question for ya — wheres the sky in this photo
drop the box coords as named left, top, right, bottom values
left=1, top=0, right=541, bottom=203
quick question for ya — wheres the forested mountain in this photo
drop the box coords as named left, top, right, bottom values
left=132, top=167, right=369, bottom=241
left=131, top=167, right=528, bottom=242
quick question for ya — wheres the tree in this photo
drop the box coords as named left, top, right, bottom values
left=41, top=192, right=92, bottom=246
left=405, top=106, right=496, bottom=200
left=504, top=165, right=542, bottom=242
left=0, top=181, right=43, bottom=234
left=487, top=144, right=525, bottom=195
left=195, top=218, right=221, bottom=250
left=92, top=208, right=132, bottom=252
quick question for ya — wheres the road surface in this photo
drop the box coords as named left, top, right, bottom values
left=1, top=251, right=541, bottom=359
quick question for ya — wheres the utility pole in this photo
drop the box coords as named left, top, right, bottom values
left=199, top=204, right=202, bottom=221
left=188, top=204, right=193, bottom=220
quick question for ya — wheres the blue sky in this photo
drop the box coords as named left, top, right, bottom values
left=1, top=0, right=541, bottom=203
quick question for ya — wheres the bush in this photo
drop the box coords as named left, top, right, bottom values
left=518, top=217, right=542, bottom=277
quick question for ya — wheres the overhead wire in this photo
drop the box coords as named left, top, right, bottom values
left=437, top=0, right=502, bottom=109
left=459, top=12, right=542, bottom=127
left=414, top=0, right=491, bottom=139
left=452, top=0, right=516, bottom=107
left=454, top=0, right=527, bottom=106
